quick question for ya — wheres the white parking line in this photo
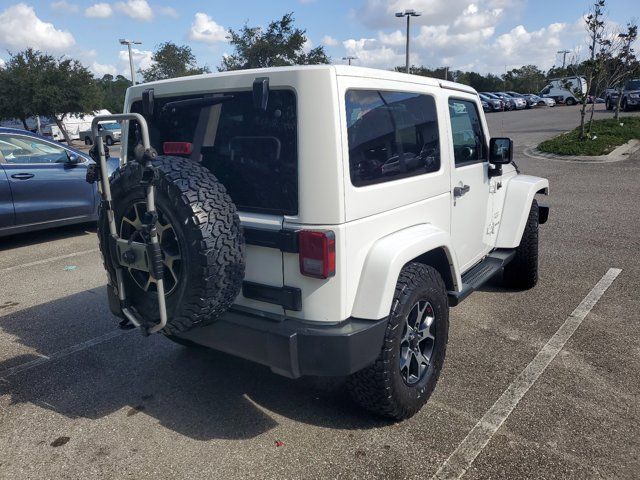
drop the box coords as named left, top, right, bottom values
left=432, top=268, right=622, bottom=480
left=0, top=329, right=127, bottom=379
left=0, top=249, right=99, bottom=274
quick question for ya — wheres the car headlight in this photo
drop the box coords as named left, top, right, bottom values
left=630, top=93, right=640, bottom=99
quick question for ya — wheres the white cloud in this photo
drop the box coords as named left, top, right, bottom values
left=322, top=35, right=338, bottom=46
left=0, top=3, right=75, bottom=52
left=342, top=0, right=588, bottom=74
left=51, top=1, right=79, bottom=13
left=189, top=13, right=226, bottom=43
left=90, top=61, right=117, bottom=77
left=158, top=6, right=178, bottom=18
left=115, top=0, right=153, bottom=21
left=85, top=3, right=113, bottom=18
left=118, top=48, right=153, bottom=72
left=378, top=30, right=405, bottom=47
left=343, top=38, right=407, bottom=69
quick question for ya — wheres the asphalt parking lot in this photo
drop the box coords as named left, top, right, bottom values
left=1, top=104, right=639, bottom=479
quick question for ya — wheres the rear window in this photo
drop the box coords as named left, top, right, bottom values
left=345, top=90, right=440, bottom=187
left=128, top=90, right=297, bottom=216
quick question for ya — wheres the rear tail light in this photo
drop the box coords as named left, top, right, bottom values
left=163, top=142, right=193, bottom=155
left=298, top=230, right=335, bottom=279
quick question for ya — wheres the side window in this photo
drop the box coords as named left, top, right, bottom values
left=345, top=90, right=440, bottom=187
left=448, top=99, right=486, bottom=166
left=541, top=85, right=551, bottom=95
left=0, top=135, right=68, bottom=164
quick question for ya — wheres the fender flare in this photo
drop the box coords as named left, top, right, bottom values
left=351, top=224, right=460, bottom=320
left=495, top=174, right=549, bottom=248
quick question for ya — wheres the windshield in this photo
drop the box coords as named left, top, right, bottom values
left=102, top=123, right=121, bottom=130
left=129, top=89, right=298, bottom=215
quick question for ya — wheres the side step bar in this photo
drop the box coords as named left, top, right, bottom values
left=447, top=249, right=516, bottom=306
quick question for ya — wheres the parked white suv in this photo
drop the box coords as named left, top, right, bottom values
left=89, top=66, right=549, bottom=419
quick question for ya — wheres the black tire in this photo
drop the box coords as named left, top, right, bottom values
left=347, top=263, right=449, bottom=420
left=565, top=97, right=576, bottom=106
left=503, top=200, right=539, bottom=289
left=84, top=137, right=92, bottom=145
left=605, top=98, right=613, bottom=110
left=622, top=98, right=628, bottom=112
left=105, top=136, right=114, bottom=146
left=98, top=156, right=245, bottom=335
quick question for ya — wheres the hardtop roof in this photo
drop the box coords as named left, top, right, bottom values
left=128, top=65, right=477, bottom=96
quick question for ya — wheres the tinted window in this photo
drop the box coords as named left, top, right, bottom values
left=129, top=90, right=297, bottom=216
left=345, top=90, right=440, bottom=187
left=0, top=135, right=68, bottom=164
left=448, top=99, right=486, bottom=166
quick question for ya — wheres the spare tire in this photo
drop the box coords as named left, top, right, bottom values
left=98, top=156, right=245, bottom=335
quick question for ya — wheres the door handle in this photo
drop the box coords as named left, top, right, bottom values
left=11, top=173, right=34, bottom=180
left=453, top=184, right=471, bottom=197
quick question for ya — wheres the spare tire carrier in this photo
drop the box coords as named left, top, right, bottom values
left=89, top=113, right=168, bottom=335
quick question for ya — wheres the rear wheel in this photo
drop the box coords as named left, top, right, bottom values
left=98, top=156, right=245, bottom=334
left=565, top=97, right=576, bottom=106
left=105, top=136, right=114, bottom=146
left=503, top=200, right=539, bottom=289
left=347, top=263, right=449, bottom=420
left=605, top=98, right=613, bottom=110
left=622, top=98, right=629, bottom=112
left=84, top=137, right=92, bottom=145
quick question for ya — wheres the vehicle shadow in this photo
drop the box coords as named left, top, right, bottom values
left=0, top=288, right=390, bottom=441
left=0, top=223, right=96, bottom=251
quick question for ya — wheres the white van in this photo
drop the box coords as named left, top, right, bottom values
left=539, top=76, right=586, bottom=105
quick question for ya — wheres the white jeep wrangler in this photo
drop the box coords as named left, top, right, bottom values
left=89, top=66, right=549, bottom=420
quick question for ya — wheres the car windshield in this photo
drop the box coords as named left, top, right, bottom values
left=102, top=123, right=120, bottom=131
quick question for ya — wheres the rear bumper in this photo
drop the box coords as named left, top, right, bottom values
left=176, top=309, right=388, bottom=379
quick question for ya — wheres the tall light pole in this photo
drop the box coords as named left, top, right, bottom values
left=342, top=56, right=358, bottom=65
left=119, top=38, right=142, bottom=85
left=557, top=49, right=570, bottom=69
left=396, top=9, right=421, bottom=73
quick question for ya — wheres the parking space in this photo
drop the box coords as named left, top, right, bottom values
left=0, top=104, right=639, bottom=479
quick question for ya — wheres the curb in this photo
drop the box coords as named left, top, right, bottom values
left=524, top=139, right=640, bottom=164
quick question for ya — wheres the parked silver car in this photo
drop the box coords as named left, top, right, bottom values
left=495, top=92, right=527, bottom=110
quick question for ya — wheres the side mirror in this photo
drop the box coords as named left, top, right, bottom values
left=489, top=137, right=513, bottom=164
left=66, top=152, right=81, bottom=165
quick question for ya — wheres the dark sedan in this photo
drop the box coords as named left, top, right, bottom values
left=0, top=128, right=119, bottom=237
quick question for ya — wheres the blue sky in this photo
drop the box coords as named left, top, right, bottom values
left=0, top=0, right=637, bottom=77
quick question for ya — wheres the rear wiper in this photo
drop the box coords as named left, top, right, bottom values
left=162, top=95, right=234, bottom=114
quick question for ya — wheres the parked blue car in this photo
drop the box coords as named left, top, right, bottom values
left=0, top=128, right=119, bottom=237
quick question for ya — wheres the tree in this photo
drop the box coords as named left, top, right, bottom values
left=612, top=24, right=639, bottom=120
left=140, top=42, right=210, bottom=82
left=0, top=49, right=101, bottom=143
left=579, top=0, right=607, bottom=140
left=220, top=13, right=330, bottom=71
left=502, top=65, right=546, bottom=93
left=98, top=74, right=131, bottom=113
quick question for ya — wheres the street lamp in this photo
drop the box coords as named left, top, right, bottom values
left=119, top=38, right=142, bottom=85
left=342, top=56, right=358, bottom=65
left=395, top=9, right=421, bottom=73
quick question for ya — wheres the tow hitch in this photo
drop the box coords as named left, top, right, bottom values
left=87, top=113, right=168, bottom=335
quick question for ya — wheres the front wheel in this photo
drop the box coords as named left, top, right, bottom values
left=105, top=136, right=114, bottom=146
left=84, top=137, right=92, bottom=145
left=605, top=98, right=613, bottom=110
left=565, top=97, right=576, bottom=106
left=622, top=99, right=629, bottom=112
left=503, top=200, right=539, bottom=289
left=347, top=263, right=449, bottom=420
